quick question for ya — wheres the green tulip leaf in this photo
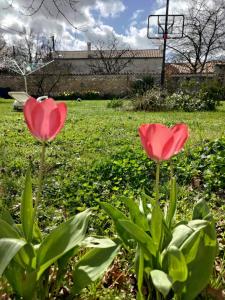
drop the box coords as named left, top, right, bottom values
left=150, top=270, right=173, bottom=298
left=118, top=219, right=156, bottom=256
left=180, top=230, right=202, bottom=264
left=101, top=202, right=131, bottom=246
left=36, top=209, right=91, bottom=279
left=164, top=246, right=188, bottom=282
left=72, top=240, right=120, bottom=294
left=0, top=238, right=26, bottom=276
left=168, top=224, right=193, bottom=249
left=81, top=237, right=117, bottom=248
left=151, top=202, right=164, bottom=250
left=0, top=209, right=15, bottom=226
left=192, top=199, right=212, bottom=220
left=5, top=260, right=37, bottom=299
left=21, top=168, right=34, bottom=243
left=179, top=222, right=217, bottom=300
left=166, top=177, right=177, bottom=228
left=0, top=219, right=21, bottom=239
left=123, top=197, right=149, bottom=231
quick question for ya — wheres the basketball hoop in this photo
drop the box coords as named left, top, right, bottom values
left=146, top=0, right=185, bottom=88
left=147, top=14, right=184, bottom=40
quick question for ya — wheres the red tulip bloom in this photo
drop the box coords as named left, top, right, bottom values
left=24, top=97, right=67, bottom=141
left=139, top=123, right=189, bottom=161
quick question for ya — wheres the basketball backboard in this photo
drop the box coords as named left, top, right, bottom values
left=147, top=14, right=184, bottom=39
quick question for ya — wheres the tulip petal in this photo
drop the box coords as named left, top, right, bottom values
left=139, top=123, right=189, bottom=161
left=48, top=102, right=67, bottom=141
left=161, top=136, right=176, bottom=160
left=48, top=108, right=62, bottom=141
left=139, top=124, right=174, bottom=161
left=170, top=124, right=189, bottom=154
left=31, top=104, right=45, bottom=140
left=23, top=98, right=67, bottom=141
left=24, top=97, right=38, bottom=134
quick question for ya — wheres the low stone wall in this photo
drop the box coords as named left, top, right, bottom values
left=165, top=73, right=221, bottom=92
left=0, top=73, right=160, bottom=97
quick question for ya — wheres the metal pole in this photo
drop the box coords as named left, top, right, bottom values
left=24, top=75, right=28, bottom=94
left=160, top=0, right=169, bottom=88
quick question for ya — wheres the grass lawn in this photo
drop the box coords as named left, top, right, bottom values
left=1, top=99, right=225, bottom=161
left=0, top=98, right=225, bottom=216
left=0, top=98, right=225, bottom=298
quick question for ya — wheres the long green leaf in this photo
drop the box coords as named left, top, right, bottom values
left=179, top=223, right=217, bottom=300
left=101, top=202, right=131, bottom=246
left=81, top=237, right=117, bottom=248
left=0, top=219, right=21, bottom=239
left=0, top=219, right=36, bottom=269
left=192, top=199, right=212, bottom=221
left=21, top=168, right=34, bottom=243
left=151, top=202, right=163, bottom=250
left=0, top=238, right=26, bottom=275
left=164, top=246, right=188, bottom=282
left=5, top=260, right=37, bottom=299
left=150, top=270, right=173, bottom=298
left=118, top=219, right=156, bottom=256
left=137, top=247, right=144, bottom=300
left=36, top=209, right=91, bottom=279
left=180, top=230, right=202, bottom=264
left=72, top=240, right=120, bottom=294
left=168, top=224, right=194, bottom=249
left=123, top=197, right=149, bottom=231
left=166, top=177, right=177, bottom=228
left=0, top=209, right=15, bottom=226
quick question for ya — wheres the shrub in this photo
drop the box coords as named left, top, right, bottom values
left=107, top=98, right=123, bottom=109
left=132, top=88, right=168, bottom=111
left=201, top=79, right=225, bottom=102
left=131, top=75, right=155, bottom=95
left=166, top=90, right=219, bottom=112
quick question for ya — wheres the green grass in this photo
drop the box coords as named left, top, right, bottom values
left=0, top=98, right=225, bottom=207
left=1, top=98, right=225, bottom=160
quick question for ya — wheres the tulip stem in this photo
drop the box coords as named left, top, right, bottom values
left=155, top=161, right=160, bottom=203
left=34, top=141, right=46, bottom=223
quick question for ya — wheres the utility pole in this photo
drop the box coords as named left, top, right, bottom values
left=160, top=0, right=170, bottom=88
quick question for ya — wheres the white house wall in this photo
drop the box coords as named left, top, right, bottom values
left=55, top=58, right=163, bottom=75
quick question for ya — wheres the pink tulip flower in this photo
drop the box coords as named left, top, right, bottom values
left=24, top=97, right=67, bottom=141
left=139, top=123, right=189, bottom=161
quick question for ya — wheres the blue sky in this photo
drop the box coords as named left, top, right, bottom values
left=0, top=0, right=180, bottom=50
left=104, top=0, right=157, bottom=34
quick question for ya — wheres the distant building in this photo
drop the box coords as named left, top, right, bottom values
left=54, top=43, right=163, bottom=75
left=166, top=61, right=225, bottom=76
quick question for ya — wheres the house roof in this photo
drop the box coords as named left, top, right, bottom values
left=166, top=61, right=225, bottom=75
left=55, top=49, right=163, bottom=59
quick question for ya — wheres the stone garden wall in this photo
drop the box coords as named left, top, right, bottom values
left=0, top=73, right=160, bottom=97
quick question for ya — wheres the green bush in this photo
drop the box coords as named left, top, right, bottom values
left=131, top=75, right=155, bottom=95
left=201, top=79, right=225, bottom=102
left=107, top=99, right=123, bottom=109
left=132, top=88, right=168, bottom=111
left=165, top=90, right=218, bottom=112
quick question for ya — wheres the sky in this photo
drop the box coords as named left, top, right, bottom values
left=0, top=0, right=186, bottom=51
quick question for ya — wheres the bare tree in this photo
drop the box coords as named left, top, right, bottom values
left=34, top=60, right=72, bottom=96
left=3, top=0, right=86, bottom=31
left=88, top=36, right=135, bottom=75
left=0, top=34, right=6, bottom=53
left=168, top=0, right=225, bottom=73
left=0, top=34, right=12, bottom=71
left=11, top=29, right=55, bottom=65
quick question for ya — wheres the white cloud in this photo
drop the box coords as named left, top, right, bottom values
left=95, top=0, right=126, bottom=18
left=131, top=9, right=144, bottom=21
left=0, top=0, right=163, bottom=51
